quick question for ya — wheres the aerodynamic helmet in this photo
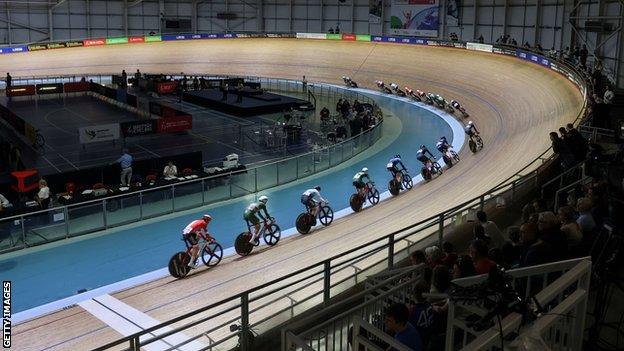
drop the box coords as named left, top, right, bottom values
left=361, top=167, right=369, bottom=173
left=258, top=195, right=268, bottom=203
left=202, top=214, right=212, bottom=222
left=314, top=185, right=321, bottom=191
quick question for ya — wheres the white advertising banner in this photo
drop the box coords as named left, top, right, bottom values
left=78, top=123, right=120, bottom=144
left=389, top=0, right=439, bottom=37
left=466, top=42, right=493, bottom=52
left=296, top=33, right=327, bottom=39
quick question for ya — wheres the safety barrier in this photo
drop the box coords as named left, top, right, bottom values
left=0, top=77, right=382, bottom=253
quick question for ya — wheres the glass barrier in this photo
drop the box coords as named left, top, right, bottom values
left=0, top=77, right=384, bottom=253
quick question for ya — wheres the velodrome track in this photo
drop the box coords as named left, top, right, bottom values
left=1, top=38, right=583, bottom=350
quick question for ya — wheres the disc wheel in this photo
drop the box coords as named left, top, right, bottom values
left=469, top=140, right=477, bottom=153
left=389, top=179, right=400, bottom=196
left=296, top=213, right=312, bottom=234
left=443, top=155, right=453, bottom=167
left=350, top=194, right=363, bottom=212
left=235, top=232, right=254, bottom=256
left=201, top=242, right=223, bottom=267
left=402, top=173, right=413, bottom=189
left=263, top=224, right=281, bottom=246
left=318, top=205, right=334, bottom=226
left=168, top=252, right=192, bottom=278
left=367, top=187, right=380, bottom=205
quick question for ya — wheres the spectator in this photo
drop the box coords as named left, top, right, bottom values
left=510, top=38, right=518, bottom=46
left=235, top=82, right=243, bottom=103
left=520, top=227, right=553, bottom=267
left=533, top=198, right=548, bottom=213
left=558, top=206, right=582, bottom=248
left=134, top=69, right=141, bottom=85
left=441, top=241, right=457, bottom=267
left=302, top=75, right=307, bottom=93
left=565, top=123, right=588, bottom=161
left=537, top=211, right=568, bottom=261
left=430, top=265, right=451, bottom=294
left=221, top=82, right=229, bottom=101
left=409, top=280, right=434, bottom=347
left=452, top=255, right=477, bottom=279
left=478, top=34, right=484, bottom=43
left=192, top=76, right=199, bottom=91
left=576, top=197, right=596, bottom=235
left=385, top=303, right=423, bottom=351
left=177, top=80, right=184, bottom=102
left=476, top=210, right=505, bottom=248
left=523, top=41, right=531, bottom=49
left=573, top=46, right=580, bottom=63
left=328, top=27, right=334, bottom=34
left=507, top=226, right=521, bottom=245
left=114, top=148, right=133, bottom=186
left=469, top=239, right=496, bottom=275
left=336, top=98, right=343, bottom=114
left=580, top=44, right=588, bottom=67
left=501, top=241, right=519, bottom=268
left=550, top=131, right=574, bottom=168
left=603, top=85, right=614, bottom=104
left=488, top=247, right=504, bottom=267
left=473, top=223, right=490, bottom=245
left=121, top=70, right=127, bottom=89
left=411, top=250, right=432, bottom=283
left=163, top=161, right=178, bottom=177
left=320, top=106, right=330, bottom=121
left=6, top=72, right=12, bottom=88
left=35, top=179, right=50, bottom=209
left=535, top=43, right=544, bottom=52
left=425, top=246, right=443, bottom=268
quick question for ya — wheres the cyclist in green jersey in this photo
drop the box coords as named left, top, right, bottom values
left=244, top=195, right=271, bottom=244
left=352, top=167, right=371, bottom=198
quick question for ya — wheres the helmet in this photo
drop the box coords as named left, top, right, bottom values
left=202, top=214, right=212, bottom=222
left=441, top=136, right=447, bottom=140
left=314, top=185, right=321, bottom=191
left=468, top=121, right=474, bottom=125
left=259, top=195, right=268, bottom=203
left=394, top=154, right=401, bottom=158
left=420, top=144, right=426, bottom=149
left=361, top=167, right=369, bottom=173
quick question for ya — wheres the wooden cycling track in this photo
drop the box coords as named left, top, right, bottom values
left=1, top=38, right=583, bottom=350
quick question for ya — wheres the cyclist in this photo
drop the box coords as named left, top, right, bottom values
left=182, top=214, right=213, bottom=268
left=436, top=136, right=450, bottom=154
left=464, top=121, right=480, bottom=141
left=244, top=195, right=272, bottom=245
left=353, top=167, right=372, bottom=198
left=301, top=186, right=327, bottom=221
left=416, top=144, right=435, bottom=167
left=387, top=154, right=407, bottom=189
left=451, top=100, right=461, bottom=110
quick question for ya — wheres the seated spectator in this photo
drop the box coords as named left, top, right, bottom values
left=430, top=265, right=451, bottom=294
left=576, top=197, right=596, bottom=235
left=520, top=228, right=553, bottom=268
left=476, top=210, right=505, bottom=248
left=0, top=193, right=11, bottom=211
left=558, top=206, right=582, bottom=248
left=473, top=223, right=490, bottom=245
left=537, top=211, right=569, bottom=261
left=35, top=179, right=50, bottom=208
left=163, top=161, right=178, bottom=177
left=501, top=241, right=519, bottom=268
left=507, top=226, right=521, bottom=245
left=453, top=254, right=476, bottom=279
left=469, top=239, right=496, bottom=275
left=411, top=250, right=432, bottom=284
left=385, top=303, right=423, bottom=351
left=603, top=85, right=614, bottom=104
left=425, top=246, right=443, bottom=268
left=441, top=241, right=457, bottom=267
left=320, top=107, right=330, bottom=121
left=409, top=280, right=434, bottom=347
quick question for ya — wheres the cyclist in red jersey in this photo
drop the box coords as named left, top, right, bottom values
left=182, top=214, right=213, bottom=268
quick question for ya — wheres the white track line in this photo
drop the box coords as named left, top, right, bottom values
left=80, top=294, right=205, bottom=351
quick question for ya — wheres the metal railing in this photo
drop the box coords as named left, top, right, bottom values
left=0, top=77, right=383, bottom=253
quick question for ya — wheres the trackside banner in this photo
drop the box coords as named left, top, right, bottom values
left=0, top=46, right=28, bottom=54
left=161, top=33, right=236, bottom=41
left=516, top=49, right=551, bottom=68
left=466, top=42, right=493, bottom=52
left=371, top=36, right=428, bottom=45
left=296, top=33, right=327, bottom=39
left=78, top=123, right=120, bottom=144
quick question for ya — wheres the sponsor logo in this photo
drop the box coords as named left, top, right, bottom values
left=128, top=36, right=145, bottom=43
left=28, top=44, right=47, bottom=51
left=372, top=36, right=383, bottom=41
left=83, top=38, right=106, bottom=46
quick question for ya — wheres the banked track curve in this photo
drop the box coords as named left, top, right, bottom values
left=0, top=38, right=584, bottom=350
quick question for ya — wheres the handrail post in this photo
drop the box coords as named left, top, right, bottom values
left=388, top=234, right=395, bottom=268
left=64, top=207, right=70, bottom=238
left=438, top=213, right=445, bottom=247
left=20, top=215, right=26, bottom=245
left=479, top=195, right=485, bottom=211
left=511, top=180, right=516, bottom=204
left=139, top=193, right=143, bottom=220
left=240, top=293, right=250, bottom=351
left=102, top=200, right=107, bottom=228
left=323, top=260, right=331, bottom=304
left=130, top=335, right=141, bottom=351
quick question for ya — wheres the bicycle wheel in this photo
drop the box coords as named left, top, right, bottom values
left=368, top=187, right=380, bottom=205
left=263, top=224, right=281, bottom=246
left=443, top=155, right=453, bottom=168
left=35, top=133, right=45, bottom=148
left=201, top=242, right=223, bottom=267
left=388, top=179, right=400, bottom=196
left=168, top=252, right=192, bottom=278
left=469, top=140, right=477, bottom=153
left=235, top=232, right=254, bottom=256
left=402, top=174, right=413, bottom=189
left=318, top=205, right=334, bottom=226
left=433, top=162, right=442, bottom=174
left=451, top=150, right=460, bottom=162
left=350, top=194, right=363, bottom=212
left=476, top=136, right=484, bottom=148
left=421, top=167, right=431, bottom=181
left=296, top=213, right=312, bottom=234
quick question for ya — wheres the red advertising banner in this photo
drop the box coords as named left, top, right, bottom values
left=156, top=81, right=178, bottom=94
left=342, top=34, right=357, bottom=41
left=83, top=38, right=106, bottom=46
left=6, top=85, right=36, bottom=97
left=63, top=81, right=91, bottom=93
left=157, top=115, right=192, bottom=133
left=129, top=36, right=145, bottom=43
